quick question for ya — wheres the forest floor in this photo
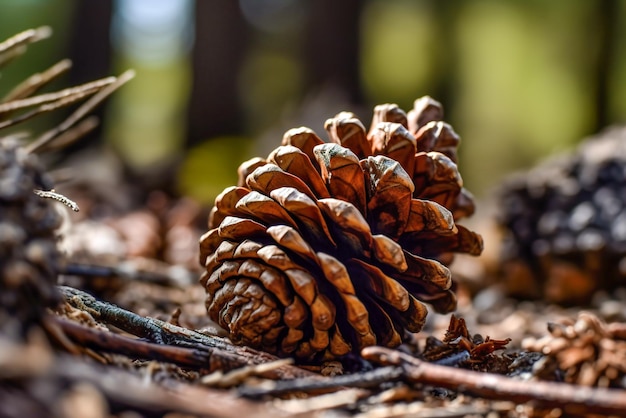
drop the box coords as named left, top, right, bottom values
left=5, top=184, right=626, bottom=418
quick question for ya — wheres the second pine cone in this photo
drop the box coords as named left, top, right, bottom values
left=200, top=96, right=483, bottom=361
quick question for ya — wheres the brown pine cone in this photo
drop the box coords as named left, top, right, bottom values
left=0, top=137, right=62, bottom=338
left=523, top=312, right=626, bottom=388
left=200, top=96, right=483, bottom=360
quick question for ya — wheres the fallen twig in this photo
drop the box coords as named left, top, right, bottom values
left=58, top=286, right=315, bottom=379
left=53, top=315, right=217, bottom=369
left=362, top=346, right=626, bottom=416
left=201, top=358, right=295, bottom=387
left=239, top=366, right=402, bottom=398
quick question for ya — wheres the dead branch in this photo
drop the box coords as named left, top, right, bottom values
left=58, top=286, right=315, bottom=379
left=52, top=315, right=217, bottom=369
left=362, top=346, right=626, bottom=416
left=239, top=366, right=402, bottom=398
left=201, top=358, right=295, bottom=388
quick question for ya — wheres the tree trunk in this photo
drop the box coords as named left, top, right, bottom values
left=303, top=0, right=364, bottom=104
left=186, top=1, right=250, bottom=146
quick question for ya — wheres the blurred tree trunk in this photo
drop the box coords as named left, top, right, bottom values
left=430, top=0, right=459, bottom=113
left=186, top=1, right=250, bottom=147
left=67, top=0, right=113, bottom=83
left=593, top=0, right=619, bottom=132
left=65, top=0, right=113, bottom=149
left=303, top=0, right=363, bottom=104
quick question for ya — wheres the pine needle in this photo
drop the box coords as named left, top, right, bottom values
left=0, top=87, right=98, bottom=130
left=26, top=69, right=135, bottom=154
left=2, top=59, right=72, bottom=103
left=0, top=76, right=115, bottom=115
left=0, top=26, right=52, bottom=67
left=34, top=116, right=100, bottom=153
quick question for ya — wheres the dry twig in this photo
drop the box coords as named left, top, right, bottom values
left=52, top=315, right=227, bottom=370
left=58, top=286, right=315, bottom=379
left=362, top=346, right=626, bottom=416
left=239, top=366, right=402, bottom=398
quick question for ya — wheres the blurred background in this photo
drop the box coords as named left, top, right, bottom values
left=1, top=0, right=625, bottom=205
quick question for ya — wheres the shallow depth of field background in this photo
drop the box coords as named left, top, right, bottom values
left=1, top=0, right=625, bottom=204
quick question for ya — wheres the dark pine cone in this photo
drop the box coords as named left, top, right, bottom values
left=200, top=96, right=483, bottom=361
left=0, top=137, right=62, bottom=338
left=498, top=127, right=626, bottom=304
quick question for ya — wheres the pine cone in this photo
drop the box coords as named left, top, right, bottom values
left=523, top=312, right=626, bottom=388
left=498, top=127, right=626, bottom=304
left=0, top=27, right=133, bottom=339
left=200, top=97, right=483, bottom=360
left=0, top=137, right=62, bottom=338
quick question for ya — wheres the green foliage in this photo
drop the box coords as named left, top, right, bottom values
left=105, top=58, right=191, bottom=169
left=178, top=135, right=254, bottom=205
left=452, top=0, right=594, bottom=194
left=361, top=0, right=438, bottom=110
left=239, top=48, right=303, bottom=133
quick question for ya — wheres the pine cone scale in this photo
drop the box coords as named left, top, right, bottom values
left=314, top=143, right=367, bottom=213
left=368, top=122, right=417, bottom=178
left=324, top=113, right=370, bottom=159
left=371, top=234, right=407, bottom=272
left=370, top=103, right=408, bottom=128
left=316, top=198, right=372, bottom=257
left=247, top=164, right=317, bottom=202
left=281, top=128, right=325, bottom=170
left=271, top=188, right=338, bottom=248
left=209, top=186, right=250, bottom=228
left=268, top=146, right=331, bottom=199
left=361, top=297, right=403, bottom=347
left=266, top=225, right=316, bottom=263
